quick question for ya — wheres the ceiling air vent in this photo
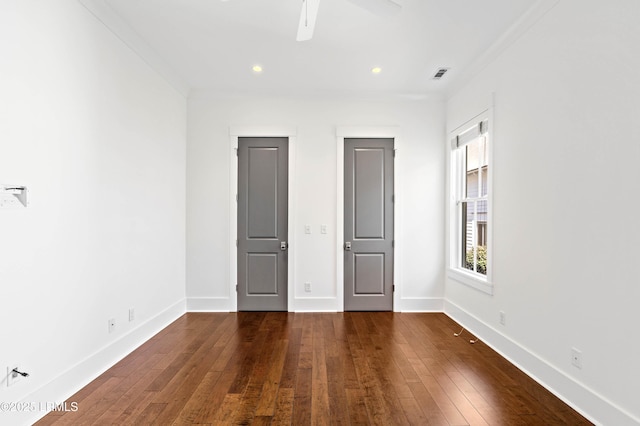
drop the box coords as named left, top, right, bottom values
left=432, top=67, right=450, bottom=80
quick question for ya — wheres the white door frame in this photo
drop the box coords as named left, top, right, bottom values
left=336, top=126, right=401, bottom=312
left=229, top=126, right=297, bottom=312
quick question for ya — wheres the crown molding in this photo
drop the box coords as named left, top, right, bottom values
left=78, top=0, right=190, bottom=97
left=445, top=0, right=561, bottom=100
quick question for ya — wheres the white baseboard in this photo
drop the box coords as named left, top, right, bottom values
left=398, top=297, right=444, bottom=312
left=16, top=296, right=635, bottom=426
left=16, top=299, right=186, bottom=426
left=185, top=296, right=444, bottom=313
left=186, top=297, right=232, bottom=312
left=444, top=300, right=640, bottom=426
left=186, top=296, right=338, bottom=312
left=293, top=297, right=339, bottom=312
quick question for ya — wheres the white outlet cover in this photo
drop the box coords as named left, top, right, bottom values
left=571, top=347, right=582, bottom=369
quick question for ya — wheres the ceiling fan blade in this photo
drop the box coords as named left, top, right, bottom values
left=297, top=0, right=321, bottom=41
left=346, top=0, right=401, bottom=17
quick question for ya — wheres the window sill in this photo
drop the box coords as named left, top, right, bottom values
left=447, top=268, right=493, bottom=295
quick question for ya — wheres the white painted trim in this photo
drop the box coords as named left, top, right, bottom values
left=336, top=134, right=345, bottom=311
left=229, top=127, right=298, bottom=312
left=336, top=126, right=399, bottom=138
left=336, top=126, right=401, bottom=312
left=230, top=126, right=298, bottom=138
left=444, top=300, right=640, bottom=426
left=398, top=297, right=444, bottom=312
left=18, top=299, right=186, bottom=426
left=230, top=137, right=239, bottom=312
left=294, top=297, right=339, bottom=313
left=186, top=297, right=232, bottom=312
left=446, top=108, right=493, bottom=295
left=77, top=0, right=189, bottom=97
left=447, top=269, right=494, bottom=295
left=189, top=89, right=445, bottom=102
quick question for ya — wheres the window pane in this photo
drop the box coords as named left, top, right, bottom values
left=474, top=245, right=487, bottom=275
left=453, top=120, right=489, bottom=280
left=480, top=164, right=489, bottom=197
left=477, top=222, right=487, bottom=246
left=465, top=140, right=479, bottom=198
left=460, top=200, right=487, bottom=276
left=476, top=220, right=487, bottom=276
left=461, top=201, right=475, bottom=272
left=465, top=136, right=488, bottom=198
left=466, top=138, right=480, bottom=172
left=460, top=201, right=467, bottom=270
left=477, top=199, right=487, bottom=225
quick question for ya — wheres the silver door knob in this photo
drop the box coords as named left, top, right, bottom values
left=344, top=241, right=351, bottom=251
left=280, top=241, right=288, bottom=251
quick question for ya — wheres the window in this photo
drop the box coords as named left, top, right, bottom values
left=450, top=117, right=491, bottom=290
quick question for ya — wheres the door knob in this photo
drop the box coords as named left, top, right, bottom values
left=280, top=241, right=288, bottom=251
left=344, top=241, right=351, bottom=251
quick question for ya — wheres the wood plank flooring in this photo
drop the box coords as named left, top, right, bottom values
left=36, top=312, right=591, bottom=425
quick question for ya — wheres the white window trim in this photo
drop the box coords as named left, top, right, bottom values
left=446, top=109, right=494, bottom=295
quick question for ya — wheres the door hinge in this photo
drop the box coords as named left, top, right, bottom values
left=392, top=195, right=395, bottom=203
left=235, top=239, right=238, bottom=247
left=392, top=240, right=395, bottom=248
left=393, top=149, right=397, bottom=158
left=236, top=285, right=238, bottom=292
left=236, top=193, right=238, bottom=202
left=393, top=285, right=395, bottom=292
left=235, top=148, right=238, bottom=156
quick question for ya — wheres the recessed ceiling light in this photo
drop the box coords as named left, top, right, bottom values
left=371, top=67, right=382, bottom=74
left=252, top=65, right=263, bottom=73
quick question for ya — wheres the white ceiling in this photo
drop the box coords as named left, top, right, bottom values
left=83, top=0, right=540, bottom=98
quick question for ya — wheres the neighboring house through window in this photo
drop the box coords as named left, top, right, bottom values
left=449, top=114, right=492, bottom=293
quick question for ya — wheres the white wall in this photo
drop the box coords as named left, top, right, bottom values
left=187, top=96, right=445, bottom=312
left=7, top=0, right=636, bottom=424
left=445, top=1, right=640, bottom=424
left=0, top=1, right=187, bottom=424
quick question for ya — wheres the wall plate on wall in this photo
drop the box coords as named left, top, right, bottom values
left=0, top=185, right=28, bottom=209
left=6, top=365, right=22, bottom=387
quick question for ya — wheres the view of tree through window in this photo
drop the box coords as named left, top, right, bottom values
left=460, top=133, right=488, bottom=275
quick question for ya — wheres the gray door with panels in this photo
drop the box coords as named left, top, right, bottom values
left=344, top=138, right=394, bottom=311
left=237, top=137, right=288, bottom=311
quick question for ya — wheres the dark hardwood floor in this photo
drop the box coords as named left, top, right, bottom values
left=36, top=312, right=591, bottom=425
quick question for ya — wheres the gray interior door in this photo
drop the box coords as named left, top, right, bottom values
left=238, top=137, right=288, bottom=311
left=344, top=138, right=394, bottom=311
